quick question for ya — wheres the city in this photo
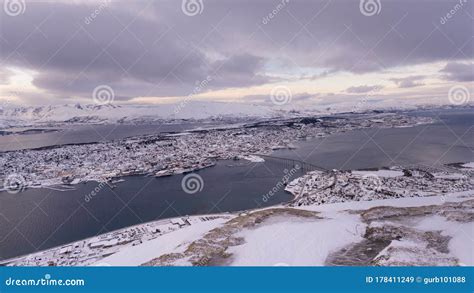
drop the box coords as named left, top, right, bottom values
left=0, top=0, right=472, bottom=291
left=0, top=113, right=433, bottom=192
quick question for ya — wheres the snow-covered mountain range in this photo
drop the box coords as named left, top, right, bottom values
left=0, top=100, right=471, bottom=129
left=0, top=102, right=288, bottom=128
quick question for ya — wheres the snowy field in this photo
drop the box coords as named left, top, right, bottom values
left=94, top=191, right=473, bottom=267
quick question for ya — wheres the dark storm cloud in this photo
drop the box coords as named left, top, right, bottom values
left=207, top=54, right=271, bottom=88
left=440, top=62, right=474, bottom=82
left=0, top=0, right=472, bottom=103
left=0, top=1, right=269, bottom=100
left=185, top=0, right=472, bottom=72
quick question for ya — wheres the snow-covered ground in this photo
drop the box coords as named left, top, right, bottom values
left=0, top=102, right=284, bottom=127
left=415, top=216, right=473, bottom=265
left=227, top=214, right=363, bottom=266
left=89, top=190, right=473, bottom=267
left=462, top=162, right=474, bottom=169
left=5, top=185, right=472, bottom=267
left=1, top=102, right=471, bottom=128
left=98, top=218, right=228, bottom=266
left=352, top=170, right=404, bottom=178
left=241, top=155, right=265, bottom=163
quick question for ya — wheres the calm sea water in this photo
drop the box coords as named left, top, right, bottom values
left=0, top=109, right=472, bottom=260
left=0, top=160, right=301, bottom=260
left=0, top=123, right=218, bottom=152
left=273, top=109, right=473, bottom=170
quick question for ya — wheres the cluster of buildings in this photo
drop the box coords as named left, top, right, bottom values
left=0, top=113, right=433, bottom=191
left=1, top=214, right=230, bottom=266
left=286, top=165, right=474, bottom=206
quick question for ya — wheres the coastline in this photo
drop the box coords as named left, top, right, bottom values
left=2, top=158, right=472, bottom=266
left=0, top=112, right=435, bottom=193
left=2, top=111, right=472, bottom=266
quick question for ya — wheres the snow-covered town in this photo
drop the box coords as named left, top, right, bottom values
left=1, top=1, right=473, bottom=290
left=1, top=109, right=472, bottom=267
left=1, top=214, right=232, bottom=266
left=285, top=164, right=474, bottom=206
left=2, top=162, right=472, bottom=267
left=0, top=113, right=433, bottom=191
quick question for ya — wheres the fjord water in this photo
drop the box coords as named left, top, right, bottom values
left=0, top=160, right=301, bottom=260
left=274, top=109, right=473, bottom=170
left=0, top=110, right=472, bottom=260
left=0, top=123, right=215, bottom=152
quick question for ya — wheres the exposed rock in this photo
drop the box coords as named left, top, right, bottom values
left=141, top=208, right=321, bottom=266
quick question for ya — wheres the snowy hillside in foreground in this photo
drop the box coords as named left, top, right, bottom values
left=4, top=162, right=472, bottom=267
left=95, top=191, right=474, bottom=267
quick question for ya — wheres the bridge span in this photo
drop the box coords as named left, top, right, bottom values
left=254, top=154, right=328, bottom=172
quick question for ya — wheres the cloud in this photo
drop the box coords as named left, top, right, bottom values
left=345, top=85, right=383, bottom=93
left=0, top=0, right=472, bottom=104
left=440, top=62, right=474, bottom=82
left=0, top=68, right=13, bottom=85
left=0, top=2, right=271, bottom=101
left=390, top=75, right=425, bottom=88
left=242, top=92, right=316, bottom=105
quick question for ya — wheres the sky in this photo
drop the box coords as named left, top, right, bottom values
left=0, top=0, right=473, bottom=108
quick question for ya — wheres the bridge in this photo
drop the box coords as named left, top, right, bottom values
left=254, top=154, right=328, bottom=172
